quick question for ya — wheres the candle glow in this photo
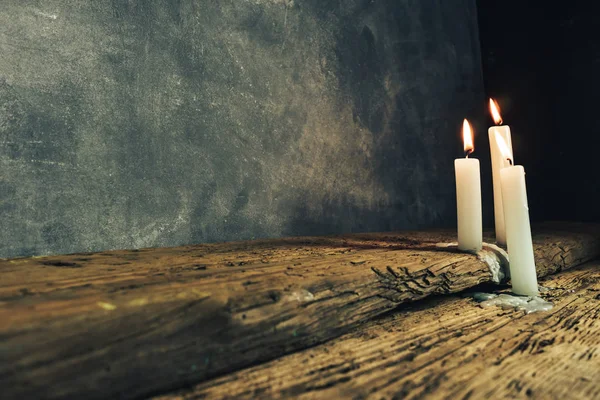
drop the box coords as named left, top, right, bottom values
left=495, top=132, right=513, bottom=164
left=500, top=163, right=539, bottom=296
left=494, top=114, right=538, bottom=296
left=488, top=98, right=513, bottom=245
left=489, top=98, right=503, bottom=125
left=462, top=119, right=474, bottom=156
left=455, top=118, right=482, bottom=252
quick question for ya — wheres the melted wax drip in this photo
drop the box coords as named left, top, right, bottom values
left=471, top=292, right=553, bottom=314
left=435, top=241, right=553, bottom=314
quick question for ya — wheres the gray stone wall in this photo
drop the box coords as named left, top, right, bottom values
left=0, top=0, right=484, bottom=258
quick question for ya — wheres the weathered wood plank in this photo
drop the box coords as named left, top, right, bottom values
left=159, top=260, right=600, bottom=400
left=0, top=223, right=599, bottom=399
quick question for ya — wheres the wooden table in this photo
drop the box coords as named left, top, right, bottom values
left=1, top=222, right=599, bottom=399
left=164, top=259, right=600, bottom=400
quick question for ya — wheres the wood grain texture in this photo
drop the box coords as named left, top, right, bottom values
left=1, top=223, right=599, bottom=399
left=159, top=260, right=600, bottom=400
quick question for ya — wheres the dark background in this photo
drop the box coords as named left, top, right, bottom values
left=477, top=1, right=600, bottom=223
left=7, top=1, right=597, bottom=259
left=0, top=0, right=485, bottom=258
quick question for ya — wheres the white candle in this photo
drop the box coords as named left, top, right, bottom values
left=455, top=119, right=482, bottom=252
left=488, top=98, right=514, bottom=246
left=497, top=136, right=538, bottom=296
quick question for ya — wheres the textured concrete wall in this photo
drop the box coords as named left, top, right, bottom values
left=0, top=0, right=484, bottom=258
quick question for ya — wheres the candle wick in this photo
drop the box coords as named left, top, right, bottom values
left=507, top=158, right=513, bottom=166
left=465, top=149, right=473, bottom=158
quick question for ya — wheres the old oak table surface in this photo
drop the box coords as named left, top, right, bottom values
left=160, top=260, right=600, bottom=400
left=1, top=222, right=599, bottom=399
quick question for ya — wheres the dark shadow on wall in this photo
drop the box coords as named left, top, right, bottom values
left=285, top=0, right=491, bottom=236
left=477, top=1, right=600, bottom=223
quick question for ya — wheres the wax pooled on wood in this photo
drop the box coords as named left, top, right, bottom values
left=471, top=292, right=553, bottom=314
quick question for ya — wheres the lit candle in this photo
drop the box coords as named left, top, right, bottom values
left=454, top=119, right=482, bottom=252
left=496, top=135, right=538, bottom=296
left=488, top=98, right=514, bottom=246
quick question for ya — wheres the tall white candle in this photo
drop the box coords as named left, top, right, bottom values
left=455, top=119, right=482, bottom=252
left=488, top=99, right=514, bottom=246
left=497, top=136, right=538, bottom=296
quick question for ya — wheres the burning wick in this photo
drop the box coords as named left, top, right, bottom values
left=487, top=97, right=513, bottom=246
left=462, top=119, right=474, bottom=158
left=495, top=132, right=513, bottom=166
left=489, top=98, right=503, bottom=125
left=454, top=118, right=482, bottom=252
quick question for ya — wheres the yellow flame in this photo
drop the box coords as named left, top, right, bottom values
left=462, top=119, right=474, bottom=155
left=489, top=98, right=503, bottom=125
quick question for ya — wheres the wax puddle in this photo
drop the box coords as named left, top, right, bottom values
left=435, top=242, right=552, bottom=313
left=470, top=291, right=553, bottom=314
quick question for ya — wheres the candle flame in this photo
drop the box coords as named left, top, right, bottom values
left=489, top=98, right=503, bottom=125
left=495, top=132, right=513, bottom=163
left=462, top=119, right=474, bottom=156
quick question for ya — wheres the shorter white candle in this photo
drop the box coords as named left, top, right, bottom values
left=455, top=119, right=482, bottom=252
left=497, top=136, right=538, bottom=296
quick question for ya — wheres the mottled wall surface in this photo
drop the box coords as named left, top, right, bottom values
left=0, top=0, right=483, bottom=258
